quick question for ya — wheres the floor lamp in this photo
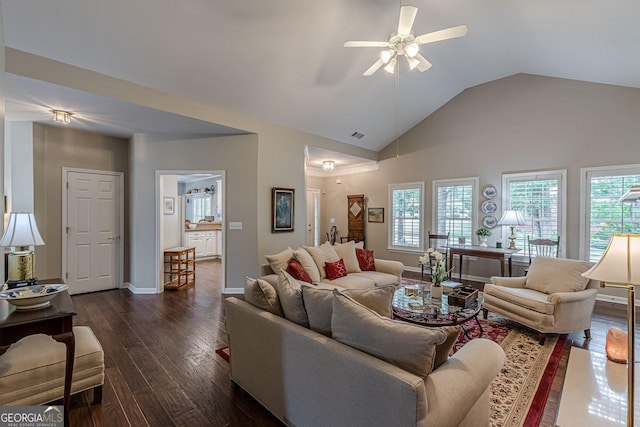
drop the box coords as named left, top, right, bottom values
left=582, top=233, right=640, bottom=426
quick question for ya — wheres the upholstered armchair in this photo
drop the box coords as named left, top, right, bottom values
left=483, top=256, right=598, bottom=344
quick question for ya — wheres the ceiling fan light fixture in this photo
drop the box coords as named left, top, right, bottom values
left=322, top=160, right=335, bottom=172
left=380, top=49, right=394, bottom=64
left=52, top=110, right=72, bottom=124
left=405, top=42, right=419, bottom=58
left=384, top=57, right=397, bottom=74
left=407, top=56, right=420, bottom=70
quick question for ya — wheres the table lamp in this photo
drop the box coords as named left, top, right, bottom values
left=0, top=212, right=45, bottom=286
left=582, top=234, right=640, bottom=427
left=497, top=210, right=524, bottom=249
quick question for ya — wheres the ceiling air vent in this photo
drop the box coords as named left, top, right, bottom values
left=351, top=131, right=365, bottom=139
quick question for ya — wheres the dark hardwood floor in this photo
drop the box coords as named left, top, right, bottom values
left=65, top=261, right=629, bottom=426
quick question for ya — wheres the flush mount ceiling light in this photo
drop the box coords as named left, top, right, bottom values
left=52, top=110, right=72, bottom=124
left=322, top=160, right=335, bottom=171
left=344, top=5, right=467, bottom=76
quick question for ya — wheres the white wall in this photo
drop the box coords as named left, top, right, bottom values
left=6, top=121, right=33, bottom=212
left=161, top=175, right=180, bottom=249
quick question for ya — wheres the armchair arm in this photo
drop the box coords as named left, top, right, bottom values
left=490, top=276, right=527, bottom=288
left=374, top=259, right=404, bottom=277
left=548, top=288, right=598, bottom=304
left=549, top=288, right=598, bottom=334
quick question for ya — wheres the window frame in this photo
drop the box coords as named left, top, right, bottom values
left=388, top=182, right=425, bottom=252
left=432, top=177, right=479, bottom=246
left=502, top=169, right=567, bottom=260
left=580, top=164, right=640, bottom=262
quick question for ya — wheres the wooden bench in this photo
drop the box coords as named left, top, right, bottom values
left=0, top=326, right=104, bottom=405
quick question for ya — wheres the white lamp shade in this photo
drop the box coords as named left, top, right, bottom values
left=497, top=210, right=525, bottom=226
left=582, top=234, right=640, bottom=285
left=0, top=212, right=45, bottom=247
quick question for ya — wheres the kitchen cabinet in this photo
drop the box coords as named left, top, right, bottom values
left=184, top=230, right=221, bottom=258
left=205, top=230, right=222, bottom=257
left=185, top=231, right=206, bottom=257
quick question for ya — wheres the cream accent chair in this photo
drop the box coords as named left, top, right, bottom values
left=483, top=256, right=598, bottom=344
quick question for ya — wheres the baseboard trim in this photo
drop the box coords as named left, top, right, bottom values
left=126, top=283, right=158, bottom=294
left=596, top=293, right=636, bottom=306
left=223, top=288, right=243, bottom=295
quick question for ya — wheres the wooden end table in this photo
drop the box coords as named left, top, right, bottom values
left=0, top=279, right=75, bottom=427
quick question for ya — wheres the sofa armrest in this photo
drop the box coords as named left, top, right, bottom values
left=374, top=259, right=404, bottom=276
left=490, top=276, right=527, bottom=288
left=424, top=339, right=505, bottom=427
left=548, top=288, right=598, bottom=304
left=260, top=263, right=275, bottom=276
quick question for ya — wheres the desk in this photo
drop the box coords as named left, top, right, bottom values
left=0, top=280, right=75, bottom=427
left=448, top=246, right=520, bottom=281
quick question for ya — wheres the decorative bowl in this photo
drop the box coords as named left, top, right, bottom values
left=0, top=284, right=68, bottom=310
left=188, top=223, right=197, bottom=230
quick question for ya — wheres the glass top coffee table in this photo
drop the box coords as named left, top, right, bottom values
left=392, top=286, right=484, bottom=339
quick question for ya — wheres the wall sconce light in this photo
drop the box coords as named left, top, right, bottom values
left=52, top=110, right=72, bottom=124
left=322, top=160, right=335, bottom=172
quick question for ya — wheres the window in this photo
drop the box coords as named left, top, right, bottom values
left=389, top=182, right=424, bottom=251
left=432, top=178, right=478, bottom=246
left=582, top=165, right=640, bottom=262
left=502, top=170, right=566, bottom=258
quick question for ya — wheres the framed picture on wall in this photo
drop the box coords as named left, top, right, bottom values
left=272, top=188, right=294, bottom=232
left=163, top=197, right=175, bottom=215
left=368, top=208, right=384, bottom=223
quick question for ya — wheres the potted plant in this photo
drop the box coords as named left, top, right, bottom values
left=476, top=228, right=492, bottom=247
left=420, top=248, right=447, bottom=299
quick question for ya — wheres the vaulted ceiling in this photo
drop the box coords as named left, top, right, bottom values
left=3, top=1, right=639, bottom=152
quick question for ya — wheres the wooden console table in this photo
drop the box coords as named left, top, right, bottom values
left=163, top=247, right=196, bottom=290
left=0, top=280, right=75, bottom=427
left=448, top=245, right=520, bottom=281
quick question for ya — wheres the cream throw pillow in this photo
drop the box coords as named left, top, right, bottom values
left=293, top=247, right=321, bottom=284
left=433, top=326, right=461, bottom=369
left=333, top=241, right=362, bottom=273
left=331, top=291, right=446, bottom=378
left=244, top=277, right=284, bottom=317
left=525, top=257, right=591, bottom=294
left=265, top=247, right=294, bottom=273
left=304, top=242, right=340, bottom=280
left=276, top=270, right=309, bottom=327
left=302, top=285, right=395, bottom=337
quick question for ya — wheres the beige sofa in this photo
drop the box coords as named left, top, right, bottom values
left=226, top=278, right=506, bottom=427
left=483, top=256, right=598, bottom=344
left=261, top=241, right=403, bottom=290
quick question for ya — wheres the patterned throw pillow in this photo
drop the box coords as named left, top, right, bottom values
left=325, top=259, right=348, bottom=280
left=286, top=259, right=313, bottom=283
left=356, top=248, right=376, bottom=271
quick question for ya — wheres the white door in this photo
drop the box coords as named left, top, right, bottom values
left=65, top=170, right=122, bottom=294
left=306, top=189, right=320, bottom=246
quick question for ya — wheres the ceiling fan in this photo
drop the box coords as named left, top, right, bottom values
left=344, top=5, right=467, bottom=76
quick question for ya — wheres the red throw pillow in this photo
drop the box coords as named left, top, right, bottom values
left=325, top=258, right=348, bottom=280
left=286, top=259, right=312, bottom=283
left=356, top=248, right=376, bottom=271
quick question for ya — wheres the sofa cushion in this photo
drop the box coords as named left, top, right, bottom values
left=350, top=271, right=399, bottom=287
left=525, top=257, right=591, bottom=294
left=325, top=259, right=348, bottom=280
left=433, top=326, right=461, bottom=369
left=265, top=247, right=294, bottom=273
left=332, top=290, right=446, bottom=378
left=293, top=247, right=321, bottom=284
left=244, top=277, right=284, bottom=316
left=302, top=285, right=395, bottom=337
left=305, top=243, right=340, bottom=279
left=333, top=241, right=361, bottom=273
left=321, top=274, right=376, bottom=290
left=356, top=248, right=376, bottom=271
left=484, top=283, right=555, bottom=315
left=286, top=259, right=313, bottom=284
left=277, top=270, right=309, bottom=327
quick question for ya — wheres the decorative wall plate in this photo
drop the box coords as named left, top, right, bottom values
left=0, top=284, right=68, bottom=310
left=482, top=185, right=497, bottom=199
left=481, top=200, right=498, bottom=214
left=483, top=216, right=498, bottom=229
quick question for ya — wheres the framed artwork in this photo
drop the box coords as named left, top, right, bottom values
left=368, top=207, right=384, bottom=223
left=272, top=187, right=294, bottom=232
left=163, top=197, right=175, bottom=215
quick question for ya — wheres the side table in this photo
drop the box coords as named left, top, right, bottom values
left=0, top=279, right=75, bottom=427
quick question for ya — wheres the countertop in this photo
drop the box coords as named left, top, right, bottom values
left=184, top=222, right=222, bottom=231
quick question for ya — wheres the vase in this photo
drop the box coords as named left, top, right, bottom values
left=479, top=237, right=488, bottom=247
left=431, top=285, right=442, bottom=300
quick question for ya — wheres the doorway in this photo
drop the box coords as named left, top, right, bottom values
left=62, top=168, right=124, bottom=295
left=306, top=188, right=321, bottom=246
left=155, top=170, right=225, bottom=293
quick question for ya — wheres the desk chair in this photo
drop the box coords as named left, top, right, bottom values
left=525, top=236, right=560, bottom=275
left=421, top=232, right=456, bottom=282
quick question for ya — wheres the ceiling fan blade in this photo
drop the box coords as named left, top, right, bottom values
left=344, top=41, right=389, bottom=48
left=414, top=53, right=432, bottom=72
left=415, top=25, right=468, bottom=45
left=397, top=5, right=418, bottom=36
left=363, top=59, right=384, bottom=76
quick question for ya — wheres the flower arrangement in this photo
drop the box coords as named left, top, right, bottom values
left=475, top=227, right=492, bottom=237
left=419, top=248, right=447, bottom=287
